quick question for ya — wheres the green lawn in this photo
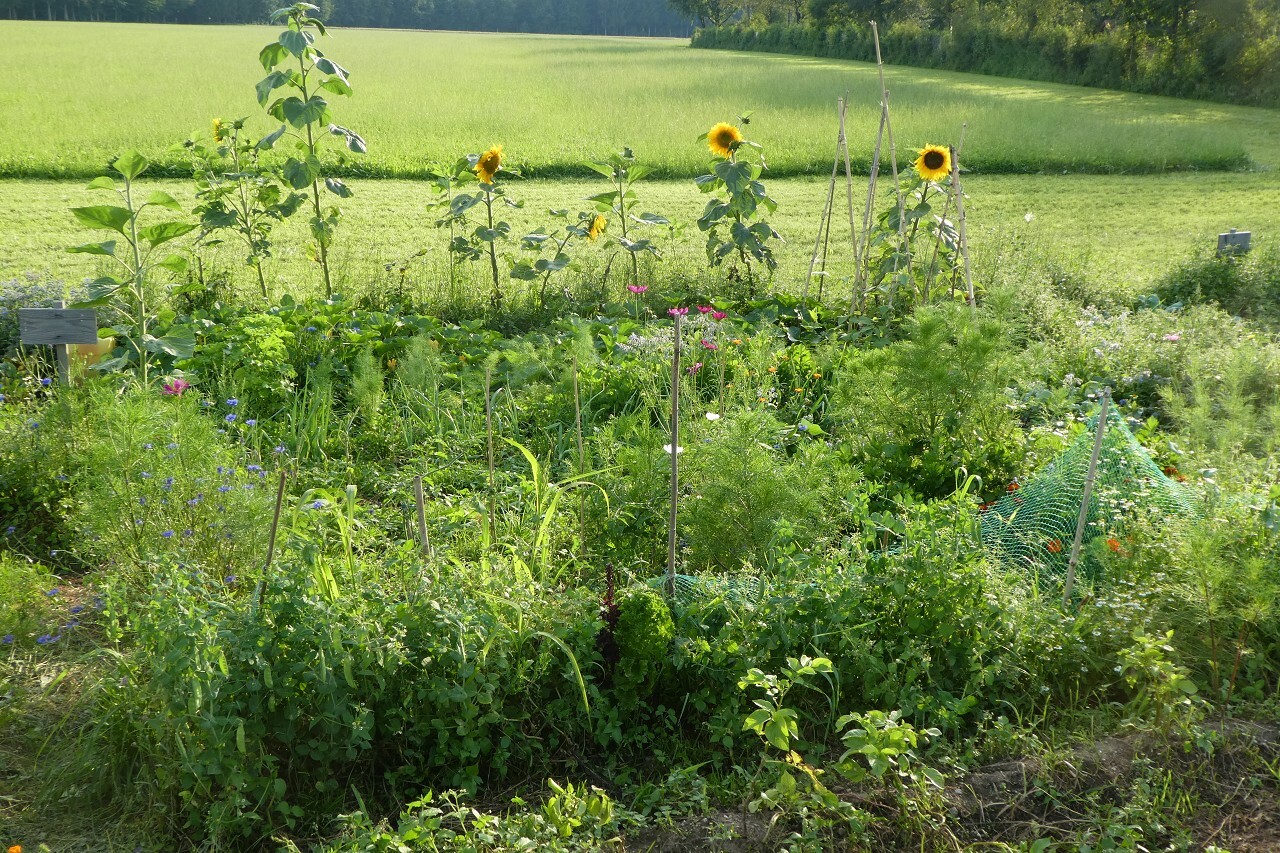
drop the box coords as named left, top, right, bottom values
left=1, top=21, right=1278, bottom=178
left=2, top=172, right=1275, bottom=303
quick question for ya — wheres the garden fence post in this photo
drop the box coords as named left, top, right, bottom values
left=805, top=97, right=843, bottom=303
left=256, top=468, right=289, bottom=613
left=871, top=21, right=909, bottom=310
left=1064, top=390, right=1110, bottom=606
left=841, top=96, right=860, bottom=287
left=949, top=134, right=976, bottom=313
left=852, top=101, right=887, bottom=316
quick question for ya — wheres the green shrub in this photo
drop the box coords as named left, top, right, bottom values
left=1153, top=245, right=1280, bottom=320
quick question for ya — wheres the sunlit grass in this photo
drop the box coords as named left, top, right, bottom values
left=3, top=172, right=1276, bottom=303
left=1, top=22, right=1276, bottom=178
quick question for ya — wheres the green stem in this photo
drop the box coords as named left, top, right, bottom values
left=485, top=189, right=500, bottom=307
left=124, top=175, right=148, bottom=386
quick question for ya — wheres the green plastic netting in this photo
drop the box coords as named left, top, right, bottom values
left=979, top=408, right=1200, bottom=581
left=649, top=409, right=1200, bottom=602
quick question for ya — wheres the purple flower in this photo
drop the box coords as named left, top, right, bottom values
left=161, top=530, right=174, bottom=539
left=245, top=419, right=257, bottom=427
left=627, top=284, right=648, bottom=294
left=224, top=575, right=237, bottom=584
left=700, top=339, right=718, bottom=351
left=46, top=588, right=59, bottom=596
left=226, top=398, right=238, bottom=407
left=712, top=311, right=727, bottom=321
left=225, top=413, right=237, bottom=423
left=697, top=305, right=712, bottom=314
left=36, top=634, right=60, bottom=645
left=668, top=307, right=689, bottom=317
left=161, top=378, right=191, bottom=396
left=41, top=377, right=53, bottom=386
left=70, top=605, right=84, bottom=614
left=686, top=362, right=703, bottom=375
left=274, top=445, right=287, bottom=454
left=5, top=526, right=14, bottom=535
left=218, top=485, right=232, bottom=493
left=311, top=499, right=326, bottom=509
left=1, top=634, right=13, bottom=644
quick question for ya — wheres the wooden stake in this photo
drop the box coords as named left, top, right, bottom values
left=949, top=130, right=976, bottom=313
left=805, top=98, right=843, bottom=303
left=484, top=364, right=496, bottom=547
left=852, top=100, right=887, bottom=315
left=1064, top=390, right=1110, bottom=607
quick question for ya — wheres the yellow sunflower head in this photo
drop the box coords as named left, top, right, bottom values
left=476, top=145, right=502, bottom=184
left=914, top=145, right=951, bottom=182
left=588, top=213, right=607, bottom=241
left=706, top=122, right=743, bottom=158
left=211, top=117, right=227, bottom=143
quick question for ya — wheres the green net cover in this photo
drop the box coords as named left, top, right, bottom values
left=646, top=572, right=763, bottom=606
left=979, top=408, right=1200, bottom=581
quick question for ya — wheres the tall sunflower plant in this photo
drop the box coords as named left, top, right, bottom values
left=428, top=145, right=524, bottom=308
left=584, top=148, right=669, bottom=292
left=862, top=144, right=964, bottom=313
left=694, top=116, right=782, bottom=295
left=513, top=209, right=606, bottom=310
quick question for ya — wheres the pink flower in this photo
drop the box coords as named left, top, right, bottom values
left=686, top=362, right=703, bottom=375
left=161, top=378, right=191, bottom=397
left=701, top=339, right=718, bottom=351
left=627, top=284, right=649, bottom=294
left=1163, top=333, right=1181, bottom=342
left=711, top=311, right=727, bottom=321
left=697, top=305, right=713, bottom=314
left=668, top=307, right=689, bottom=317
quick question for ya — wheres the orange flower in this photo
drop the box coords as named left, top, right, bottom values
left=767, top=366, right=777, bottom=374
left=1006, top=481, right=1020, bottom=492
left=1106, top=538, right=1122, bottom=553
left=1046, top=539, right=1062, bottom=554
left=10, top=846, right=23, bottom=853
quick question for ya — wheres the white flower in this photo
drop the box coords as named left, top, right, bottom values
left=663, top=444, right=684, bottom=454
left=705, top=412, right=720, bottom=421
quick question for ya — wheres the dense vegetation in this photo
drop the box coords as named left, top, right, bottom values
left=2, top=0, right=691, bottom=36
left=689, top=0, right=1280, bottom=106
left=3, top=15, right=1280, bottom=853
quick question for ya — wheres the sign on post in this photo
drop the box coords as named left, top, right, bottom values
left=18, top=302, right=99, bottom=385
left=1217, top=228, right=1251, bottom=255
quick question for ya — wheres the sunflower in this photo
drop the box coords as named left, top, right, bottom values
left=913, top=145, right=951, bottom=182
left=706, top=122, right=743, bottom=158
left=476, top=145, right=502, bottom=184
left=211, top=117, right=227, bottom=143
left=587, top=214, right=607, bottom=241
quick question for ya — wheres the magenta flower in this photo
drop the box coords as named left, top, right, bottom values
left=697, top=305, right=713, bottom=314
left=712, top=311, right=727, bottom=321
left=161, top=378, right=191, bottom=397
left=701, top=339, right=718, bottom=351
left=668, top=307, right=689, bottom=317
left=686, top=362, right=703, bottom=375
left=627, top=284, right=649, bottom=294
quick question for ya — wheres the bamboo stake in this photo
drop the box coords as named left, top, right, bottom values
left=871, top=21, right=909, bottom=310
left=852, top=101, right=887, bottom=315
left=1064, top=390, right=1110, bottom=607
left=666, top=312, right=682, bottom=597
left=841, top=97, right=860, bottom=284
left=949, top=134, right=977, bottom=312
left=805, top=98, right=843, bottom=303
left=573, top=356, right=587, bottom=551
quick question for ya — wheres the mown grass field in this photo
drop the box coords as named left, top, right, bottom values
left=3, top=172, right=1276, bottom=303
left=2, top=21, right=1279, bottom=178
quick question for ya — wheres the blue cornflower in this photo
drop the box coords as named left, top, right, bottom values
left=247, top=465, right=262, bottom=472
left=0, top=393, right=6, bottom=403
left=143, top=443, right=153, bottom=450
left=140, top=471, right=152, bottom=479
left=46, top=587, right=59, bottom=596
left=1, top=634, right=13, bottom=644
left=183, top=529, right=193, bottom=538
left=64, top=620, right=79, bottom=629
left=5, top=526, right=14, bottom=535
left=225, top=414, right=237, bottom=423
left=226, top=398, right=238, bottom=407
left=224, top=575, right=237, bottom=584
left=246, top=419, right=256, bottom=426
left=218, top=485, right=232, bottom=493
left=36, top=634, right=59, bottom=644
left=70, top=605, right=84, bottom=614
left=163, top=477, right=175, bottom=489
left=167, top=442, right=179, bottom=449
left=41, top=377, right=53, bottom=386
left=274, top=445, right=286, bottom=454
left=311, top=499, right=326, bottom=509
left=306, top=326, right=318, bottom=332
left=161, top=530, right=174, bottom=539
left=138, top=497, right=147, bottom=506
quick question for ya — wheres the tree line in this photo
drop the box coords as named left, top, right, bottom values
left=3, top=0, right=693, bottom=37
left=683, top=0, right=1280, bottom=106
